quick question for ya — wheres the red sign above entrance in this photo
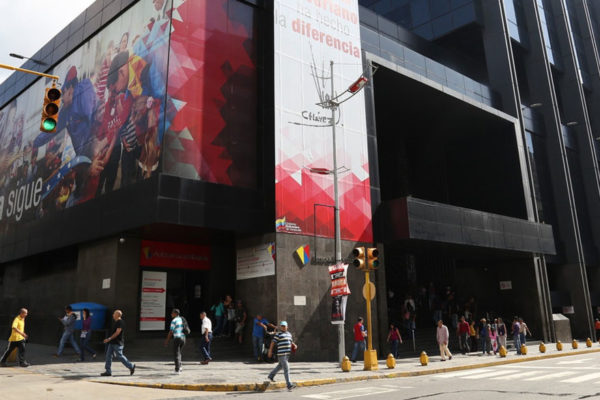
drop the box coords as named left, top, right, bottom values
left=140, top=240, right=211, bottom=270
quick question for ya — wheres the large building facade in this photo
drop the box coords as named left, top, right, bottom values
left=0, top=0, right=598, bottom=360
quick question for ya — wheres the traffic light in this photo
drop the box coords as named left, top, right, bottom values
left=352, top=247, right=365, bottom=270
left=367, top=247, right=379, bottom=269
left=40, top=85, right=61, bottom=133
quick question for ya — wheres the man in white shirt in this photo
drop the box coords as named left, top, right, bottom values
left=199, top=311, right=212, bottom=364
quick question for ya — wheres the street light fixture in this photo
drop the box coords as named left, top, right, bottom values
left=566, top=121, right=578, bottom=127
left=9, top=53, right=47, bottom=66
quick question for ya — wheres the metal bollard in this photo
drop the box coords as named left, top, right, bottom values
left=420, top=351, right=429, bottom=366
left=386, top=353, right=396, bottom=369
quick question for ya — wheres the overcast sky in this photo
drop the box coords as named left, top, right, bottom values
left=0, top=0, right=96, bottom=85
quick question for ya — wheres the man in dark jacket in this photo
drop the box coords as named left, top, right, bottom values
left=55, top=305, right=81, bottom=358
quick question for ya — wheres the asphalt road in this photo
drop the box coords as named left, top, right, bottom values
left=4, top=353, right=600, bottom=399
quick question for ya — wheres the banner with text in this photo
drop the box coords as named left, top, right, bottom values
left=140, top=270, right=167, bottom=331
left=274, top=0, right=372, bottom=242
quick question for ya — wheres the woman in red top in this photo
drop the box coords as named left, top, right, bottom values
left=387, top=323, right=403, bottom=358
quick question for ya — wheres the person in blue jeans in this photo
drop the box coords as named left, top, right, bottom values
left=199, top=311, right=213, bottom=364
left=350, top=317, right=367, bottom=362
left=479, top=318, right=491, bottom=355
left=512, top=316, right=521, bottom=355
left=101, top=310, right=135, bottom=376
left=55, top=306, right=81, bottom=358
left=79, top=308, right=97, bottom=361
left=252, top=314, right=275, bottom=361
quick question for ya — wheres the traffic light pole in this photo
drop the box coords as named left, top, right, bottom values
left=329, top=60, right=345, bottom=365
left=0, top=63, right=59, bottom=81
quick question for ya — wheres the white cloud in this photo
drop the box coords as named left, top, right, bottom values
left=0, top=0, right=96, bottom=86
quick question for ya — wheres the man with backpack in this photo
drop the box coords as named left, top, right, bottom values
left=164, top=308, right=190, bottom=374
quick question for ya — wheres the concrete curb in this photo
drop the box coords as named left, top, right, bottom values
left=90, top=347, right=600, bottom=392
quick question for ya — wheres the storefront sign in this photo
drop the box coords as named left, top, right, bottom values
left=140, top=240, right=210, bottom=270
left=562, top=306, right=575, bottom=314
left=499, top=280, right=512, bottom=290
left=139, top=270, right=167, bottom=331
left=236, top=243, right=276, bottom=280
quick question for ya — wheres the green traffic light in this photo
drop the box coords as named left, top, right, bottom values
left=42, top=118, right=56, bottom=131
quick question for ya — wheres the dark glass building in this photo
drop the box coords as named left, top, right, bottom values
left=0, top=0, right=597, bottom=360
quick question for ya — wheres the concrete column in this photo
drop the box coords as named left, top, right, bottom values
left=518, top=0, right=594, bottom=338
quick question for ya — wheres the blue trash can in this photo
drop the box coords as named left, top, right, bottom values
left=70, top=302, right=107, bottom=331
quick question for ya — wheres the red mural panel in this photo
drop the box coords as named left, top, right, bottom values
left=165, top=0, right=258, bottom=188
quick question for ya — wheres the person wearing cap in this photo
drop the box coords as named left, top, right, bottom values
left=267, top=321, right=297, bottom=391
left=164, top=308, right=186, bottom=374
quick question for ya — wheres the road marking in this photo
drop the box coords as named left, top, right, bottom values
left=492, top=371, right=541, bottom=380
left=379, top=385, right=414, bottom=389
left=524, top=371, right=577, bottom=381
left=302, top=387, right=397, bottom=399
left=561, top=372, right=600, bottom=383
left=461, top=370, right=518, bottom=379
left=557, top=358, right=593, bottom=364
left=435, top=369, right=494, bottom=378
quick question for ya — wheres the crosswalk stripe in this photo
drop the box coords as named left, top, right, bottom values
left=461, top=370, right=518, bottom=379
left=436, top=369, right=493, bottom=378
left=492, top=371, right=541, bottom=380
left=561, top=372, right=600, bottom=383
left=524, top=371, right=576, bottom=381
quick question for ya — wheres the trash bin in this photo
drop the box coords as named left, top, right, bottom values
left=70, top=302, right=107, bottom=330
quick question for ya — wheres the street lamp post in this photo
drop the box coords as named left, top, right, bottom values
left=328, top=60, right=345, bottom=364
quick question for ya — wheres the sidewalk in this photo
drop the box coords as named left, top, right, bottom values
left=3, top=341, right=600, bottom=392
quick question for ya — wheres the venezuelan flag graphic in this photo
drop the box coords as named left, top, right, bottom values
left=267, top=242, right=276, bottom=261
left=295, top=245, right=310, bottom=265
left=275, top=216, right=286, bottom=230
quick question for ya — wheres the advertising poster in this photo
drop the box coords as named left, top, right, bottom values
left=0, top=0, right=259, bottom=232
left=0, top=0, right=171, bottom=229
left=274, top=0, right=372, bottom=242
left=140, top=270, right=167, bottom=330
left=236, top=243, right=276, bottom=280
left=164, top=0, right=258, bottom=188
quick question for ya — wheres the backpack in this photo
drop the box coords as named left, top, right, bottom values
left=181, top=316, right=191, bottom=335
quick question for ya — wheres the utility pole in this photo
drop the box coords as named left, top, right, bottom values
left=328, top=60, right=345, bottom=364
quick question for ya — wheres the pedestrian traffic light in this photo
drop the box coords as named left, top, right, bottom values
left=367, top=247, right=379, bottom=269
left=40, top=85, right=61, bottom=133
left=352, top=247, right=365, bottom=270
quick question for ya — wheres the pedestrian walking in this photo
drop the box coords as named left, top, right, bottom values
left=0, top=308, right=30, bottom=367
left=234, top=300, right=247, bottom=345
left=199, top=311, right=213, bottom=364
left=79, top=308, right=97, bottom=361
left=436, top=320, right=452, bottom=361
left=519, top=317, right=532, bottom=345
left=497, top=317, right=507, bottom=350
left=512, top=316, right=521, bottom=354
left=252, top=313, right=275, bottom=361
left=387, top=323, right=403, bottom=358
left=350, top=317, right=367, bottom=362
left=55, top=305, right=81, bottom=358
left=267, top=321, right=297, bottom=391
left=489, top=326, right=498, bottom=354
left=164, top=308, right=186, bottom=373
left=469, top=320, right=478, bottom=352
left=101, top=310, right=135, bottom=376
left=456, top=316, right=470, bottom=354
left=595, top=319, right=600, bottom=340
left=479, top=318, right=491, bottom=355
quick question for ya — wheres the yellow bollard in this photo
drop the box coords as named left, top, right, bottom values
left=586, top=338, right=592, bottom=348
left=420, top=351, right=429, bottom=366
left=498, top=345, right=507, bottom=357
left=341, top=356, right=352, bottom=372
left=557, top=341, right=563, bottom=351
left=520, top=344, right=528, bottom=355
left=539, top=342, right=546, bottom=353
left=572, top=339, right=578, bottom=349
left=386, top=353, right=396, bottom=369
